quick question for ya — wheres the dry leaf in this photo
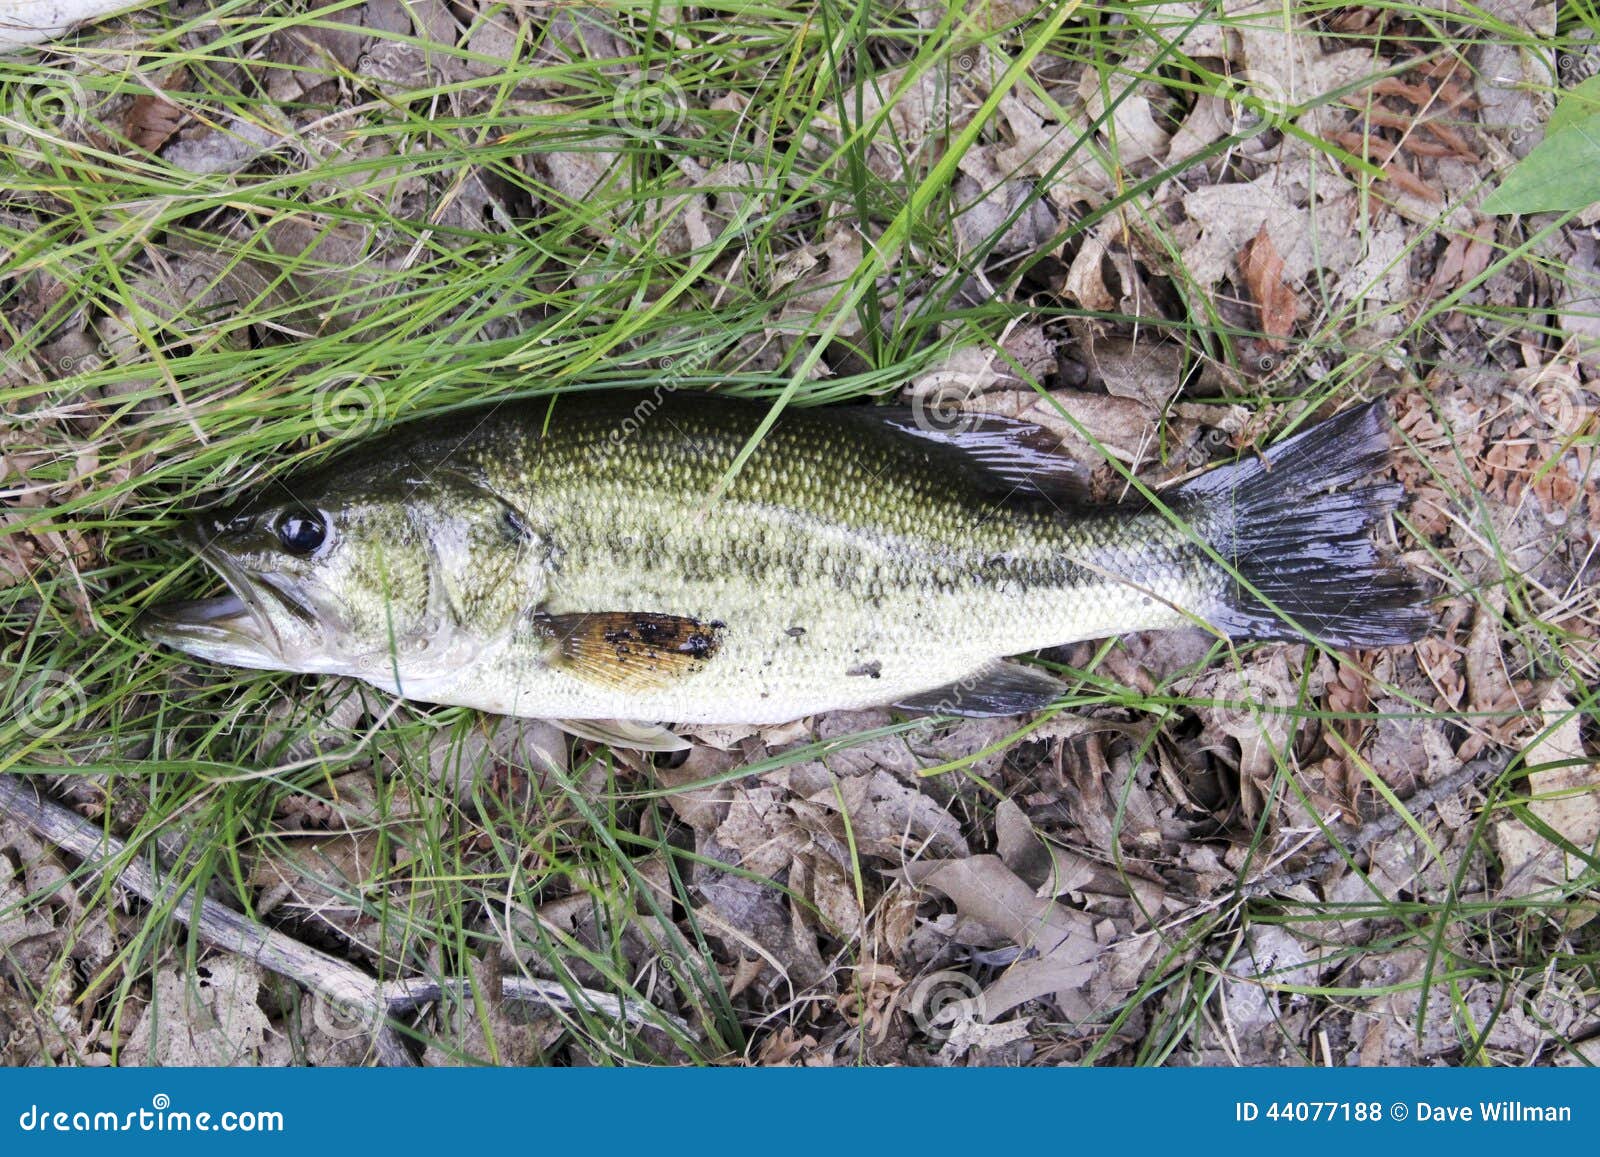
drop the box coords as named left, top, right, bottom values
left=1382, top=160, right=1443, bottom=205
left=122, top=959, right=289, bottom=1066
left=1239, top=222, right=1300, bottom=347
left=1425, top=218, right=1496, bottom=298
left=123, top=68, right=190, bottom=154
left=938, top=1014, right=1031, bottom=1062
left=904, top=855, right=1102, bottom=1020
left=837, top=963, right=903, bottom=1042
left=1496, top=690, right=1600, bottom=923
left=755, top=1025, right=819, bottom=1065
left=995, top=798, right=1095, bottom=897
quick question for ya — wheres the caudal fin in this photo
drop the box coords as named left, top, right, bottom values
left=1178, top=401, right=1430, bottom=647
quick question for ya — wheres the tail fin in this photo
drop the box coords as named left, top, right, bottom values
left=1178, top=400, right=1430, bottom=647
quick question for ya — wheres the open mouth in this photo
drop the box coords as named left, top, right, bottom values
left=136, top=527, right=304, bottom=670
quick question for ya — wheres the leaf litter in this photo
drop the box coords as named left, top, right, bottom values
left=1, top=0, right=1598, bottom=1067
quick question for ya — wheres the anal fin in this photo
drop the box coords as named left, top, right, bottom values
left=894, top=661, right=1066, bottom=718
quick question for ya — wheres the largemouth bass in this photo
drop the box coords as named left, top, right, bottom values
left=139, top=393, right=1428, bottom=750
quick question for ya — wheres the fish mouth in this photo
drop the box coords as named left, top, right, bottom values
left=137, top=525, right=314, bottom=671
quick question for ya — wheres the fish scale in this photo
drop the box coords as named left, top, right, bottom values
left=395, top=398, right=1216, bottom=723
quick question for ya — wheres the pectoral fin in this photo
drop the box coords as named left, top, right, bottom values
left=553, top=717, right=691, bottom=753
left=894, top=662, right=1066, bottom=717
left=535, top=611, right=725, bottom=692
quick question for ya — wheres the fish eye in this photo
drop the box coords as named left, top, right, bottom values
left=276, top=511, right=327, bottom=555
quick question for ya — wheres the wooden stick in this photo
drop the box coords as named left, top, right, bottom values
left=0, top=774, right=412, bottom=1064
left=0, top=775, right=691, bottom=1063
left=385, top=977, right=690, bottom=1035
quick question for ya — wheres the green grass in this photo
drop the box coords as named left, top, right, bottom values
left=2, top=0, right=1598, bottom=1066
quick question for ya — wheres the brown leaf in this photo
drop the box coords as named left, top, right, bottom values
left=904, top=855, right=1102, bottom=1020
left=1370, top=76, right=1434, bottom=105
left=122, top=958, right=286, bottom=1065
left=714, top=785, right=803, bottom=878
left=654, top=745, right=742, bottom=834
left=804, top=852, right=864, bottom=940
left=996, top=798, right=1091, bottom=892
left=1238, top=223, right=1299, bottom=347
left=1382, top=160, right=1443, bottom=204
left=755, top=1025, right=820, bottom=1065
left=1418, top=119, right=1477, bottom=161
left=123, top=68, right=190, bottom=154
left=836, top=963, right=903, bottom=1042
left=1062, top=234, right=1117, bottom=312
left=1320, top=659, right=1376, bottom=822
left=725, top=956, right=766, bottom=1000
left=1415, top=637, right=1465, bottom=710
left=1425, top=218, right=1496, bottom=298
left=1495, top=690, right=1600, bottom=924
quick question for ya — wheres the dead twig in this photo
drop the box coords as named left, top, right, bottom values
left=383, top=976, right=691, bottom=1036
left=1239, top=754, right=1505, bottom=898
left=0, top=775, right=691, bottom=1063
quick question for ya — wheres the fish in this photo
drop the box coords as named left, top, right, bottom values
left=138, top=392, right=1430, bottom=751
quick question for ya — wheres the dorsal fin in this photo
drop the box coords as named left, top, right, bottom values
left=842, top=406, right=1095, bottom=505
